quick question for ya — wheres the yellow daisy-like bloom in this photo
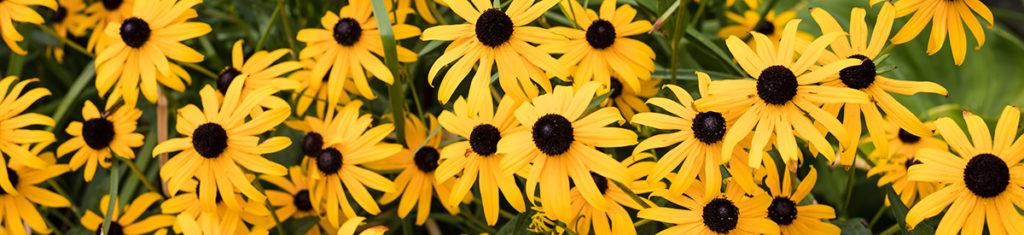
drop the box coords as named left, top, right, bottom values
left=566, top=154, right=660, bottom=235
left=498, top=82, right=636, bottom=222
left=606, top=78, right=658, bottom=120
left=291, top=101, right=399, bottom=226
left=95, top=0, right=210, bottom=107
left=631, top=77, right=758, bottom=197
left=761, top=157, right=839, bottom=235
left=887, top=0, right=993, bottom=65
left=296, top=0, right=420, bottom=102
left=0, top=148, right=70, bottom=235
left=215, top=39, right=302, bottom=94
left=544, top=0, right=654, bottom=93
left=640, top=180, right=779, bottom=235
left=48, top=0, right=90, bottom=63
left=0, top=0, right=55, bottom=55
left=160, top=179, right=272, bottom=235
left=290, top=58, right=359, bottom=116
left=56, top=100, right=143, bottom=182
left=0, top=77, right=54, bottom=194
left=435, top=96, right=526, bottom=225
left=260, top=166, right=317, bottom=224
left=717, top=9, right=811, bottom=45
left=906, top=106, right=1024, bottom=234
left=867, top=120, right=946, bottom=206
left=83, top=0, right=134, bottom=52
left=810, top=3, right=948, bottom=166
left=696, top=20, right=869, bottom=167
left=151, top=76, right=290, bottom=212
left=421, top=0, right=568, bottom=113
left=80, top=193, right=175, bottom=235
left=337, top=217, right=388, bottom=235
left=380, top=115, right=460, bottom=225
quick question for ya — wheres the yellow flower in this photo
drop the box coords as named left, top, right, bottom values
left=151, top=76, right=290, bottom=212
left=260, top=166, right=317, bottom=225
left=160, top=179, right=273, bottom=234
left=0, top=77, right=54, bottom=194
left=498, top=82, right=636, bottom=222
left=380, top=115, right=461, bottom=225
left=292, top=101, right=400, bottom=226
left=566, top=154, right=659, bottom=235
left=215, top=39, right=302, bottom=94
left=544, top=0, right=654, bottom=93
left=81, top=193, right=175, bottom=235
left=810, top=3, right=948, bottom=166
left=0, top=147, right=70, bottom=235
left=640, top=180, right=779, bottom=235
left=83, top=0, right=134, bottom=52
left=696, top=20, right=869, bottom=167
left=906, top=106, right=1024, bottom=234
left=49, top=0, right=90, bottom=62
left=436, top=96, right=526, bottom=225
left=56, top=100, right=143, bottom=182
left=338, top=217, right=388, bottom=235
left=867, top=120, right=947, bottom=206
left=290, top=58, right=359, bottom=116
left=761, top=157, right=839, bottom=235
left=94, top=0, right=210, bottom=107
left=717, top=9, right=811, bottom=45
left=888, top=0, right=993, bottom=65
left=421, top=0, right=568, bottom=113
left=606, top=78, right=658, bottom=120
left=0, top=0, right=55, bottom=55
left=296, top=0, right=420, bottom=102
left=632, top=76, right=758, bottom=197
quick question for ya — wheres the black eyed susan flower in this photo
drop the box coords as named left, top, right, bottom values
left=83, top=0, right=134, bottom=52
left=0, top=147, right=70, bottom=235
left=632, top=75, right=758, bottom=197
left=338, top=216, right=389, bottom=235
left=696, top=20, right=870, bottom=167
left=906, top=106, right=1024, bottom=234
left=296, top=0, right=420, bottom=103
left=887, top=0, right=993, bottom=65
left=718, top=9, right=811, bottom=45
left=260, top=166, right=317, bottom=224
left=565, top=154, right=659, bottom=235
left=160, top=179, right=273, bottom=234
left=761, top=157, right=840, bottom=235
left=56, top=100, right=143, bottom=182
left=48, top=0, right=90, bottom=63
left=80, top=193, right=175, bottom=235
left=0, top=77, right=54, bottom=194
left=605, top=78, right=658, bottom=120
left=290, top=58, right=359, bottom=116
left=152, top=76, right=290, bottom=212
left=810, top=3, right=948, bottom=166
left=380, top=115, right=461, bottom=225
left=498, top=82, right=637, bottom=223
left=867, top=120, right=946, bottom=206
left=436, top=96, right=526, bottom=225
left=216, top=39, right=302, bottom=94
left=421, top=0, right=568, bottom=113
left=294, top=101, right=400, bottom=227
left=95, top=0, right=210, bottom=107
left=544, top=0, right=654, bottom=93
left=640, top=180, right=779, bottom=235
left=0, top=0, right=55, bottom=55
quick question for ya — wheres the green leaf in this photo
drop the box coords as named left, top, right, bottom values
left=885, top=186, right=937, bottom=234
left=48, top=61, right=95, bottom=132
left=369, top=0, right=407, bottom=142
left=835, top=218, right=872, bottom=235
left=496, top=210, right=538, bottom=235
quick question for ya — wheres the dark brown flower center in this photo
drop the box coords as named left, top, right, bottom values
left=754, top=21, right=775, bottom=35
left=903, top=158, right=921, bottom=170
left=102, top=0, right=124, bottom=10
left=192, top=123, right=228, bottom=158
left=216, top=67, right=241, bottom=93
left=316, top=148, right=343, bottom=175
left=302, top=132, right=325, bottom=158
left=586, top=19, right=616, bottom=49
left=897, top=129, right=921, bottom=144
left=414, top=147, right=441, bottom=172
left=470, top=124, right=501, bottom=156
left=82, top=118, right=116, bottom=150
left=692, top=111, right=726, bottom=144
left=703, top=198, right=740, bottom=233
left=52, top=6, right=68, bottom=23
left=838, top=55, right=876, bottom=89
left=608, top=79, right=623, bottom=99
left=333, top=18, right=362, bottom=46
left=532, top=114, right=574, bottom=156
left=756, top=65, right=798, bottom=105
left=963, top=154, right=1009, bottom=198
left=293, top=190, right=313, bottom=211
left=94, top=222, right=124, bottom=235
left=475, top=9, right=514, bottom=47
left=767, top=197, right=798, bottom=225
left=119, top=17, right=151, bottom=48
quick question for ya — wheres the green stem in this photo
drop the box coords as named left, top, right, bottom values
left=839, top=166, right=857, bottom=216
left=254, top=0, right=284, bottom=51
left=119, top=158, right=163, bottom=199
left=879, top=224, right=900, bottom=235
left=252, top=182, right=286, bottom=235
left=37, top=24, right=93, bottom=57
left=102, top=160, right=120, bottom=235
left=46, top=180, right=81, bottom=218
left=48, top=61, right=96, bottom=132
left=178, top=62, right=218, bottom=79
left=868, top=206, right=887, bottom=228
left=278, top=0, right=299, bottom=59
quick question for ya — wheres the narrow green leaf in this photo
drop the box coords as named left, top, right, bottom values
left=369, top=0, right=406, bottom=142
left=49, top=61, right=96, bottom=132
left=885, top=186, right=937, bottom=234
left=101, top=160, right=119, bottom=235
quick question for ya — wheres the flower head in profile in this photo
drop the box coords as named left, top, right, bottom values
left=94, top=0, right=210, bottom=107
left=0, top=145, right=70, bottom=235
left=498, top=82, right=637, bottom=222
left=761, top=157, right=839, bottom=235
left=886, top=0, right=994, bottom=65
left=566, top=154, right=660, bottom=235
left=160, top=179, right=272, bottom=234
left=296, top=0, right=420, bottom=102
left=422, top=0, right=568, bottom=113
left=810, top=3, right=948, bottom=166
left=696, top=19, right=869, bottom=167
left=605, top=78, right=658, bottom=120
left=0, top=77, right=55, bottom=194
left=152, top=76, right=290, bottom=212
left=215, top=39, right=302, bottom=94
left=260, top=166, right=317, bottom=225
left=906, top=106, right=1024, bottom=234
left=338, top=217, right=388, bottom=235
left=48, top=0, right=90, bottom=63
left=57, top=100, right=144, bottom=181
left=0, top=0, right=56, bottom=55
left=81, top=193, right=175, bottom=235
left=718, top=9, right=811, bottom=46
left=379, top=115, right=461, bottom=225
left=544, top=0, right=655, bottom=94
left=640, top=180, right=779, bottom=235
left=867, top=120, right=947, bottom=206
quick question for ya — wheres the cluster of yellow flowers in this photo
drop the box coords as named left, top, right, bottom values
left=0, top=0, right=1017, bottom=234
